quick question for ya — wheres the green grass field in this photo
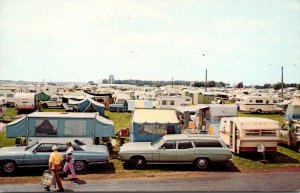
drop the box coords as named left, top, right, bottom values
left=0, top=107, right=299, bottom=171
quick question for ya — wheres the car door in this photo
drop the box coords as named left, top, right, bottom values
left=280, top=123, right=289, bottom=144
left=23, top=143, right=54, bottom=166
left=176, top=141, right=194, bottom=162
left=156, top=140, right=177, bottom=162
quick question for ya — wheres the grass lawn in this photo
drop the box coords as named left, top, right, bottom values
left=105, top=111, right=132, bottom=131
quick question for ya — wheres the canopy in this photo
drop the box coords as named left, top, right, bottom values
left=176, top=104, right=209, bottom=113
left=133, top=109, right=179, bottom=124
left=6, top=112, right=114, bottom=138
left=36, top=91, right=51, bottom=101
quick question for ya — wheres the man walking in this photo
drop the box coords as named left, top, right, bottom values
left=49, top=145, right=64, bottom=192
left=63, top=142, right=77, bottom=180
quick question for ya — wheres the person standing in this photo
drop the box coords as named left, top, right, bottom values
left=49, top=145, right=64, bottom=192
left=63, top=142, right=77, bottom=180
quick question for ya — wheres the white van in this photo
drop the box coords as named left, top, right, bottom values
left=14, top=93, right=37, bottom=111
left=219, top=117, right=280, bottom=154
left=238, top=96, right=282, bottom=113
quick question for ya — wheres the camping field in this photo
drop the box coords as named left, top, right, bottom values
left=0, top=107, right=299, bottom=172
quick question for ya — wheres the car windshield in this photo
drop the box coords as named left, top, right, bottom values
left=151, top=137, right=163, bottom=146
left=74, top=139, right=85, bottom=146
left=25, top=143, right=37, bottom=151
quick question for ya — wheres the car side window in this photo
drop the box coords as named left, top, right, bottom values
left=161, top=141, right=176, bottom=149
left=281, top=124, right=289, bottom=130
left=178, top=141, right=193, bottom=149
left=36, top=144, right=54, bottom=152
left=194, top=140, right=223, bottom=148
left=58, top=145, right=67, bottom=152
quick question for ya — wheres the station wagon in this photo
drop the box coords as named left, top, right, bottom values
left=118, top=134, right=232, bottom=170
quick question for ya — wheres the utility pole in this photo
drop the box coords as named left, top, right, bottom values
left=205, top=69, right=207, bottom=92
left=281, top=66, right=284, bottom=99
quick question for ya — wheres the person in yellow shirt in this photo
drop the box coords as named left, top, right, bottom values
left=48, top=145, right=64, bottom=192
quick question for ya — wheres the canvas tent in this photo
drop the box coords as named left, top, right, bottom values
left=284, top=99, right=300, bottom=120
left=130, top=109, right=180, bottom=142
left=36, top=91, right=51, bottom=101
left=64, top=97, right=105, bottom=116
left=6, top=112, right=114, bottom=138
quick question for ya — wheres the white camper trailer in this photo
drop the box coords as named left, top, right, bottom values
left=219, top=117, right=280, bottom=154
left=14, top=93, right=37, bottom=111
left=157, top=96, right=192, bottom=109
left=238, top=96, right=282, bottom=113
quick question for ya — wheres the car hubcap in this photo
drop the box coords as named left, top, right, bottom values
left=75, top=161, right=84, bottom=171
left=4, top=163, right=14, bottom=173
left=198, top=160, right=206, bottom=167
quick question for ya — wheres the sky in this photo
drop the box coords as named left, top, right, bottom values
left=0, top=0, right=299, bottom=85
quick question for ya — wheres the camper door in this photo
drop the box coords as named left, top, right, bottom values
left=229, top=121, right=238, bottom=153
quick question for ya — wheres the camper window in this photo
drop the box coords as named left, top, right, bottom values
left=178, top=141, right=193, bottom=149
left=261, top=130, right=277, bottom=137
left=7, top=94, right=13, bottom=97
left=244, top=130, right=261, bottom=136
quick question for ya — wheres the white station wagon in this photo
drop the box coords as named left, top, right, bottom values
left=118, top=134, right=232, bottom=170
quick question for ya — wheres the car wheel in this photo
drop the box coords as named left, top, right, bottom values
left=195, top=158, right=209, bottom=170
left=74, top=160, right=87, bottom=172
left=2, top=161, right=17, bottom=174
left=133, top=157, right=146, bottom=169
left=256, top=109, right=262, bottom=114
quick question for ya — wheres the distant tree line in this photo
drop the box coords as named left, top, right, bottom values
left=193, top=81, right=229, bottom=88
left=101, top=79, right=191, bottom=87
left=254, top=83, right=300, bottom=90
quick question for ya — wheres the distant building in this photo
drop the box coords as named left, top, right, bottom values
left=109, top=75, right=114, bottom=84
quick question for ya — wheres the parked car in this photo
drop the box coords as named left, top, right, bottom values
left=118, top=134, right=232, bottom=170
left=108, top=103, right=127, bottom=112
left=40, top=96, right=63, bottom=108
left=0, top=140, right=109, bottom=174
left=279, top=120, right=300, bottom=152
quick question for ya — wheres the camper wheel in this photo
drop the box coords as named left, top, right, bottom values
left=194, top=158, right=209, bottom=170
left=1, top=160, right=17, bottom=174
left=256, top=109, right=262, bottom=114
left=74, top=160, right=87, bottom=172
left=132, top=156, right=146, bottom=169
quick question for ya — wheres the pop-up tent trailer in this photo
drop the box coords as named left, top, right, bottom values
left=130, top=109, right=180, bottom=142
left=6, top=112, right=114, bottom=141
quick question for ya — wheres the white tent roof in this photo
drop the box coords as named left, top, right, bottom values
left=133, top=109, right=179, bottom=124
left=175, top=104, right=209, bottom=113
